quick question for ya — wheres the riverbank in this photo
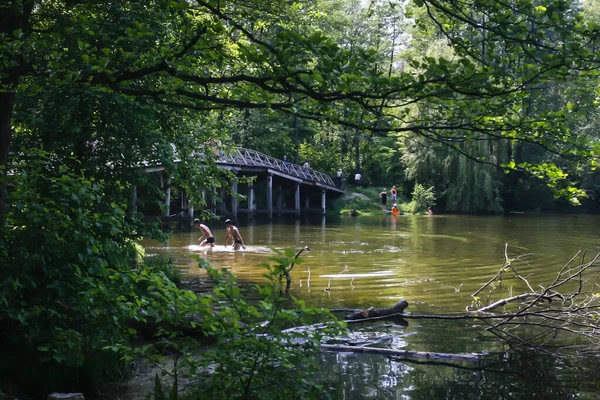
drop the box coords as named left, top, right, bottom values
left=332, top=186, right=412, bottom=216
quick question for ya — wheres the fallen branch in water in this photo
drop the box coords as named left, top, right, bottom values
left=345, top=300, right=409, bottom=320
left=467, top=246, right=600, bottom=354
left=284, top=246, right=310, bottom=294
left=320, top=344, right=480, bottom=362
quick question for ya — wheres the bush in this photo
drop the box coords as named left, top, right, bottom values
left=140, top=251, right=346, bottom=400
left=0, top=153, right=139, bottom=394
left=0, top=152, right=186, bottom=396
left=143, top=253, right=182, bottom=286
left=0, top=152, right=347, bottom=398
left=411, top=183, right=436, bottom=214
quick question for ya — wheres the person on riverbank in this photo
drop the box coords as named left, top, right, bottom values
left=224, top=219, right=246, bottom=250
left=193, top=218, right=215, bottom=248
left=391, top=185, right=397, bottom=202
left=379, top=188, right=387, bottom=211
left=428, top=207, right=433, bottom=216
left=336, top=168, right=343, bottom=188
left=354, top=171, right=362, bottom=186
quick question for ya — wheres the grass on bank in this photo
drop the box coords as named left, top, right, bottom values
left=332, top=186, right=414, bottom=216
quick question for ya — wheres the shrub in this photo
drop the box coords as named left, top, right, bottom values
left=143, top=253, right=182, bottom=286
left=0, top=153, right=139, bottom=394
left=141, top=251, right=346, bottom=400
left=411, top=183, right=436, bottom=214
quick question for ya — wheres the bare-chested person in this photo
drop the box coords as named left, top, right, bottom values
left=224, top=219, right=246, bottom=250
left=192, top=218, right=215, bottom=247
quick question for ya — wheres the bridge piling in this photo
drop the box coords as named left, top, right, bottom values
left=231, top=180, right=238, bottom=217
left=267, top=173, right=273, bottom=218
left=160, top=173, right=172, bottom=217
left=219, top=186, right=226, bottom=215
left=248, top=182, right=255, bottom=216
left=277, top=185, right=283, bottom=214
left=130, top=185, right=138, bottom=216
left=295, top=183, right=300, bottom=215
left=211, top=185, right=217, bottom=214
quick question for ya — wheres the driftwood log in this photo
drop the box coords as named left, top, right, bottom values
left=345, top=300, right=408, bottom=321
left=320, top=344, right=480, bottom=362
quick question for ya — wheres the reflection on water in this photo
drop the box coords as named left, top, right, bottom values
left=141, top=214, right=600, bottom=399
left=143, top=214, right=600, bottom=312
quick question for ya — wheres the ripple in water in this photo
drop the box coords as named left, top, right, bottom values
left=187, top=245, right=274, bottom=253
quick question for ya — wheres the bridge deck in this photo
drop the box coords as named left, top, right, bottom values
left=217, top=148, right=343, bottom=193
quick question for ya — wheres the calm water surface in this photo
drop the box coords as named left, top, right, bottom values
left=141, top=214, right=600, bottom=399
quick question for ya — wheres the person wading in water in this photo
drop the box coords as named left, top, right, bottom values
left=224, top=219, right=246, bottom=250
left=193, top=219, right=216, bottom=248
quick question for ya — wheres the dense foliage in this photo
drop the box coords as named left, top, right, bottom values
left=2, top=0, right=600, bottom=397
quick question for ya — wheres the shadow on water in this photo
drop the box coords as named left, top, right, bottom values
left=142, top=214, right=600, bottom=399
left=323, top=317, right=600, bottom=399
left=322, top=349, right=592, bottom=400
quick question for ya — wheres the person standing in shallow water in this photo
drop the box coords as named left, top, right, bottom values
left=192, top=218, right=215, bottom=248
left=224, top=219, right=246, bottom=250
left=379, top=188, right=387, bottom=211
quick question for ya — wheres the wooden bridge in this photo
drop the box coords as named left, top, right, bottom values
left=141, top=147, right=344, bottom=218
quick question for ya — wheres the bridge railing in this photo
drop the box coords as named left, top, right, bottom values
left=217, top=147, right=337, bottom=187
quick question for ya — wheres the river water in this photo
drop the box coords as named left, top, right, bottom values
left=141, top=214, right=600, bottom=399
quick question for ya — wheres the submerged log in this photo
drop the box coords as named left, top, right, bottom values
left=320, top=344, right=480, bottom=362
left=345, top=300, right=408, bottom=321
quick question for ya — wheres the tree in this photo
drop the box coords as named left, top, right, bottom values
left=3, top=0, right=600, bottom=395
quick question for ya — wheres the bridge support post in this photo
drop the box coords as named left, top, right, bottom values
left=304, top=194, right=310, bottom=210
left=248, top=181, right=255, bottom=217
left=231, top=180, right=238, bottom=217
left=219, top=186, right=226, bottom=215
left=321, top=190, right=326, bottom=215
left=295, top=183, right=300, bottom=215
left=267, top=173, right=273, bottom=219
left=165, top=181, right=171, bottom=216
left=181, top=189, right=193, bottom=219
left=160, top=173, right=171, bottom=217
left=277, top=185, right=283, bottom=214
left=130, top=185, right=138, bottom=216
left=211, top=185, right=217, bottom=214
